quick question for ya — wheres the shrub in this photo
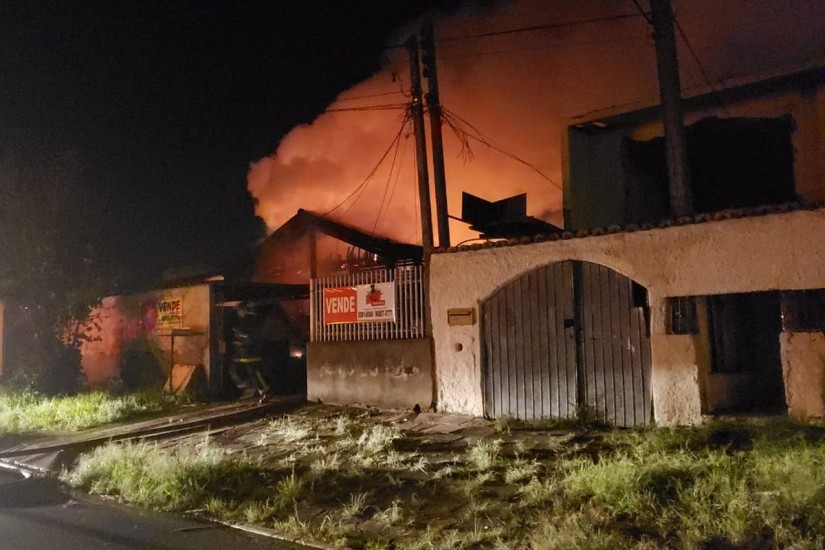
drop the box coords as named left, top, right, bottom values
left=118, top=334, right=166, bottom=391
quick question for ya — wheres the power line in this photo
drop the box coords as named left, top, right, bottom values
left=437, top=12, right=645, bottom=43
left=372, top=121, right=410, bottom=234
left=628, top=0, right=725, bottom=112
left=323, top=103, right=409, bottom=114
left=674, top=17, right=727, bottom=113
left=441, top=107, right=562, bottom=190
left=437, top=33, right=649, bottom=61
left=331, top=90, right=406, bottom=104
left=322, top=116, right=410, bottom=218
left=629, top=0, right=653, bottom=24
left=385, top=12, right=645, bottom=50
left=381, top=132, right=409, bottom=229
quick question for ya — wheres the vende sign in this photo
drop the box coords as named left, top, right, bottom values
left=323, top=287, right=358, bottom=324
left=323, top=282, right=396, bottom=325
left=156, top=297, right=183, bottom=329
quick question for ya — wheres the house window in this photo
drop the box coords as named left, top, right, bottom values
left=666, top=296, right=697, bottom=334
left=780, top=289, right=825, bottom=332
left=623, top=116, right=796, bottom=220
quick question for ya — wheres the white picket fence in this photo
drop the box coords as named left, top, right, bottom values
left=310, top=265, right=425, bottom=342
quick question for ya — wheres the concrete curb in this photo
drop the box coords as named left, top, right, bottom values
left=211, top=518, right=336, bottom=550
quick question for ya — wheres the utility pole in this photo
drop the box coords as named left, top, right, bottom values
left=650, top=0, right=693, bottom=217
left=406, top=35, right=435, bottom=253
left=408, top=33, right=438, bottom=408
left=421, top=21, right=451, bottom=248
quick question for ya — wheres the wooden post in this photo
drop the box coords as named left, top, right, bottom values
left=407, top=35, right=435, bottom=253
left=421, top=21, right=451, bottom=248
left=651, top=0, right=693, bottom=217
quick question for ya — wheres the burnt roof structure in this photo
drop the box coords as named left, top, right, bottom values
left=271, top=209, right=423, bottom=264
left=250, top=209, right=423, bottom=284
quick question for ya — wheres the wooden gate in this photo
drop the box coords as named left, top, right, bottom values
left=481, top=261, right=652, bottom=426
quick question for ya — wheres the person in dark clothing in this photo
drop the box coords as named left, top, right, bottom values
left=229, top=302, right=270, bottom=399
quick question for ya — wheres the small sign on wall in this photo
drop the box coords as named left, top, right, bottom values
left=157, top=297, right=184, bottom=329
left=447, top=307, right=476, bottom=326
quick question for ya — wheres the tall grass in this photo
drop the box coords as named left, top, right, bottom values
left=0, top=390, right=169, bottom=433
left=61, top=436, right=267, bottom=511
left=555, top=424, right=825, bottom=547
left=59, top=409, right=825, bottom=549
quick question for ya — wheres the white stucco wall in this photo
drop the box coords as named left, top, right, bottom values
left=430, top=208, right=825, bottom=424
left=781, top=332, right=825, bottom=419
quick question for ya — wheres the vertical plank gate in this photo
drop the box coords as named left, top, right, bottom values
left=482, top=262, right=578, bottom=420
left=577, top=262, right=652, bottom=426
left=481, top=261, right=652, bottom=426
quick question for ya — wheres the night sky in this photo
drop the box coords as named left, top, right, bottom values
left=0, top=0, right=454, bottom=289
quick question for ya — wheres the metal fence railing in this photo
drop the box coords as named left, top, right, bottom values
left=310, top=265, right=425, bottom=342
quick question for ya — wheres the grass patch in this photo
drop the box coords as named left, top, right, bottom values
left=61, top=436, right=261, bottom=511
left=467, top=438, right=501, bottom=471
left=0, top=390, right=170, bottom=433
left=60, top=407, right=825, bottom=549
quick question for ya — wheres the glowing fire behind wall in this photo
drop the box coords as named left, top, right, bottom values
left=248, top=0, right=825, bottom=246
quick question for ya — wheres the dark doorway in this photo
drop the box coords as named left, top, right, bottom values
left=707, top=291, right=786, bottom=413
left=221, top=299, right=308, bottom=399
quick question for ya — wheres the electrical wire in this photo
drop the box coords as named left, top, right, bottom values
left=629, top=0, right=653, bottom=24
left=323, top=103, right=409, bottom=114
left=331, top=90, right=406, bottom=103
left=385, top=12, right=645, bottom=50
left=674, top=18, right=728, bottom=113
left=440, top=107, right=562, bottom=190
left=371, top=120, right=407, bottom=233
left=628, top=0, right=726, bottom=113
left=321, top=115, right=410, bottom=218
left=437, top=13, right=645, bottom=43
left=437, top=34, right=649, bottom=61
left=372, top=122, right=411, bottom=234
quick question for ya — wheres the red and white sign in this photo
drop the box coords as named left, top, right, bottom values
left=357, top=282, right=396, bottom=323
left=323, top=282, right=396, bottom=325
left=323, top=287, right=358, bottom=324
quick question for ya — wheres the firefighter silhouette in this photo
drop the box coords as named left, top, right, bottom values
left=229, top=302, right=270, bottom=399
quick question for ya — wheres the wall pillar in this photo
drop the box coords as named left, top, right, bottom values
left=650, top=333, right=704, bottom=425
left=781, top=332, right=825, bottom=419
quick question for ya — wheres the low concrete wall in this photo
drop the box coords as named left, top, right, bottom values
left=430, top=209, right=825, bottom=425
left=307, top=338, right=433, bottom=410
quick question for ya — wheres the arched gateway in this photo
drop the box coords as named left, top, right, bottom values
left=481, top=261, right=652, bottom=427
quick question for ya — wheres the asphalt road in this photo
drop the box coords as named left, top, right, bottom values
left=0, top=470, right=305, bottom=549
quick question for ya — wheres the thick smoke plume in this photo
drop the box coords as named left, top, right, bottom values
left=248, top=0, right=825, bottom=246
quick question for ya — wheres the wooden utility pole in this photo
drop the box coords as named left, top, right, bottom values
left=651, top=0, right=693, bottom=217
left=421, top=21, right=451, bottom=248
left=406, top=35, right=435, bottom=253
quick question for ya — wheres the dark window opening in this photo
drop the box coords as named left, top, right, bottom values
left=780, top=289, right=825, bottom=332
left=623, top=116, right=796, bottom=221
left=666, top=296, right=697, bottom=334
left=707, top=291, right=786, bottom=414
